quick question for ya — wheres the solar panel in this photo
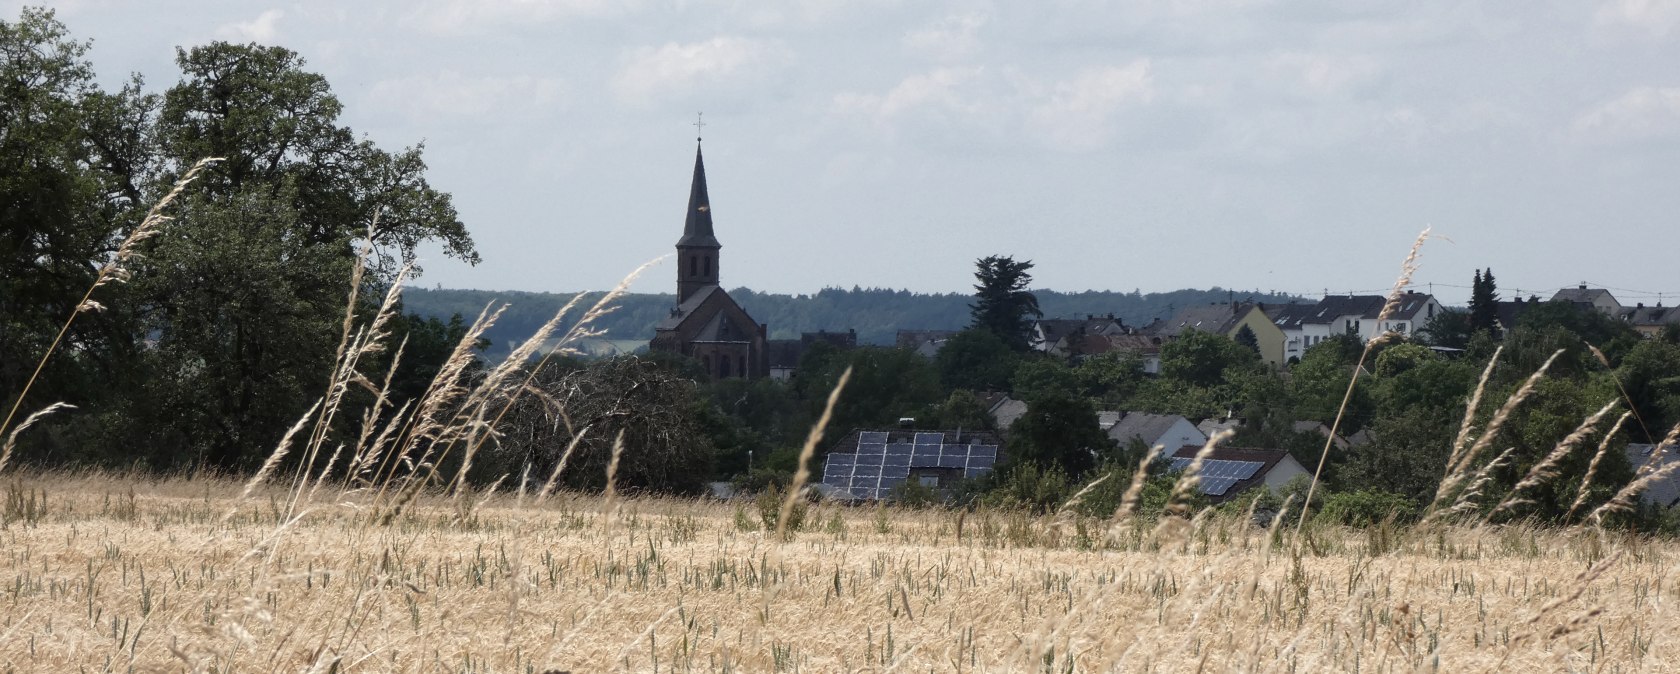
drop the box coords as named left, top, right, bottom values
left=971, top=445, right=998, bottom=459
left=854, top=452, right=884, bottom=466
left=1169, top=457, right=1192, bottom=471
left=826, top=454, right=854, bottom=466
left=969, top=455, right=996, bottom=469
left=884, top=452, right=911, bottom=467
left=914, top=432, right=945, bottom=446
left=852, top=464, right=881, bottom=478
left=938, top=453, right=966, bottom=469
left=1231, top=461, right=1264, bottom=480
left=883, top=465, right=910, bottom=478
left=859, top=431, right=889, bottom=444
left=1203, top=477, right=1238, bottom=496
left=965, top=467, right=986, bottom=478
left=886, top=443, right=913, bottom=456
left=857, top=442, right=886, bottom=454
left=911, top=447, right=939, bottom=464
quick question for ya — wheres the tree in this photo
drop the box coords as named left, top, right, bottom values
left=1417, top=307, right=1471, bottom=349
left=1233, top=325, right=1260, bottom=354
left=1158, top=329, right=1256, bottom=388
left=127, top=42, right=478, bottom=470
left=1006, top=389, right=1111, bottom=477
left=1469, top=268, right=1500, bottom=336
left=935, top=329, right=1018, bottom=392
left=492, top=356, right=715, bottom=494
left=0, top=8, right=152, bottom=464
left=969, top=255, right=1041, bottom=350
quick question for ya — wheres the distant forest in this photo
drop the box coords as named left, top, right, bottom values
left=402, top=286, right=1305, bottom=357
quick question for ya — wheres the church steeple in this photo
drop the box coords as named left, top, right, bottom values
left=677, top=143, right=720, bottom=248
left=676, top=141, right=721, bottom=303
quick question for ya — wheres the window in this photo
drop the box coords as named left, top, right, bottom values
left=702, top=355, right=711, bottom=373
left=919, top=475, right=939, bottom=487
left=689, top=255, right=698, bottom=276
left=703, top=256, right=711, bottom=276
left=739, top=357, right=747, bottom=377
left=720, top=355, right=732, bottom=378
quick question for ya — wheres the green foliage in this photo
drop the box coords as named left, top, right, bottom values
left=1317, top=490, right=1417, bottom=526
left=1372, top=343, right=1435, bottom=378
left=968, top=255, right=1042, bottom=351
left=756, top=485, right=806, bottom=532
left=1073, top=352, right=1147, bottom=406
left=924, top=390, right=995, bottom=431
left=1233, top=325, right=1260, bottom=353
left=981, top=463, right=1070, bottom=513
left=1006, top=390, right=1112, bottom=476
left=935, top=329, right=1017, bottom=392
left=1616, top=339, right=1680, bottom=439
left=1469, top=269, right=1500, bottom=336
left=1159, top=329, right=1257, bottom=388
left=1417, top=308, right=1470, bottom=349
left=889, top=479, right=942, bottom=508
left=799, top=346, right=941, bottom=440
left=1010, top=357, right=1079, bottom=401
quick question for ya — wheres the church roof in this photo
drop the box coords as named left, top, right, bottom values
left=676, top=143, right=720, bottom=248
left=655, top=285, right=722, bottom=331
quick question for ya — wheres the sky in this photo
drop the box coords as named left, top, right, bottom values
left=13, top=0, right=1680, bottom=307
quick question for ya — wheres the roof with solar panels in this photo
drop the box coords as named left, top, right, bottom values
left=1166, top=445, right=1308, bottom=503
left=820, top=429, right=1003, bottom=500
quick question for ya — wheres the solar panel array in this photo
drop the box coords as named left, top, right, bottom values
left=1167, top=458, right=1266, bottom=496
left=822, top=432, right=1000, bottom=500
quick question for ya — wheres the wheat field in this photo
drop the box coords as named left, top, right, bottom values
left=0, top=473, right=1671, bottom=673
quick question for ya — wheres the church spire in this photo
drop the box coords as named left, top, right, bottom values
left=676, top=142, right=719, bottom=248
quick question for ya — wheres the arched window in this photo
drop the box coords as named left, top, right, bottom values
left=739, top=357, right=747, bottom=377
left=703, top=256, right=711, bottom=276
left=690, top=255, right=698, bottom=276
left=720, top=355, right=732, bottom=378
left=702, top=355, right=712, bottom=374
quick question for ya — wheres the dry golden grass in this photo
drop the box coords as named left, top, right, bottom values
left=1, top=472, right=1675, bottom=673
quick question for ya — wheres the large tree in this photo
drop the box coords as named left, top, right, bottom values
left=0, top=8, right=157, bottom=463
left=969, top=255, right=1041, bottom=351
left=115, top=42, right=480, bottom=470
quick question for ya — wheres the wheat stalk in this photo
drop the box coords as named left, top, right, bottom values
left=778, top=366, right=852, bottom=540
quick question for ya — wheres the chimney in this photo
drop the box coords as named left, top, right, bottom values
left=1579, top=283, right=1588, bottom=290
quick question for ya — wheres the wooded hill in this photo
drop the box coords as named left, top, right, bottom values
left=402, top=287, right=1305, bottom=357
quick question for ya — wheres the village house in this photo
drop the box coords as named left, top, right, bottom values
left=1167, top=445, right=1310, bottom=503
left=1104, top=412, right=1207, bottom=453
left=1154, top=302, right=1290, bottom=367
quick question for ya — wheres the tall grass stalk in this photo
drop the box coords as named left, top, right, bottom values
left=778, top=366, right=852, bottom=540
left=1296, top=227, right=1429, bottom=533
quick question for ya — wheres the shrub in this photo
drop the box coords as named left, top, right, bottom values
left=1317, top=489, right=1417, bottom=526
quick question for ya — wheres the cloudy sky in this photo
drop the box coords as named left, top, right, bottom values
left=15, top=0, right=1680, bottom=306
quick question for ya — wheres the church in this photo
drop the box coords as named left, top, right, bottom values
left=648, top=141, right=769, bottom=379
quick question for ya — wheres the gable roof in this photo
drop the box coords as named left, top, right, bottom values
left=1265, top=302, right=1322, bottom=330
left=1311, top=295, right=1387, bottom=323
left=1625, top=305, right=1680, bottom=328
left=1551, top=286, right=1617, bottom=307
left=1378, top=292, right=1437, bottom=321
left=1168, top=445, right=1296, bottom=503
left=1157, top=303, right=1242, bottom=338
left=1108, top=412, right=1192, bottom=445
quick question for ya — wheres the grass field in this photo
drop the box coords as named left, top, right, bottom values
left=0, top=473, right=1672, bottom=673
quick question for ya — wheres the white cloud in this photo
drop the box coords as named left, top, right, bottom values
left=611, top=37, right=791, bottom=106
left=402, top=0, right=635, bottom=34
left=1264, top=52, right=1381, bottom=99
left=903, top=13, right=987, bottom=62
left=1574, top=86, right=1680, bottom=142
left=366, top=70, right=566, bottom=122
left=1595, top=0, right=1680, bottom=36
left=215, top=9, right=283, bottom=43
left=1027, top=61, right=1155, bottom=152
left=834, top=67, right=990, bottom=123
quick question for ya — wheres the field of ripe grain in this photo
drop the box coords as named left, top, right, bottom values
left=0, top=473, right=1674, bottom=673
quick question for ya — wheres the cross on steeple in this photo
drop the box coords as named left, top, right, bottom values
left=694, top=112, right=705, bottom=141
